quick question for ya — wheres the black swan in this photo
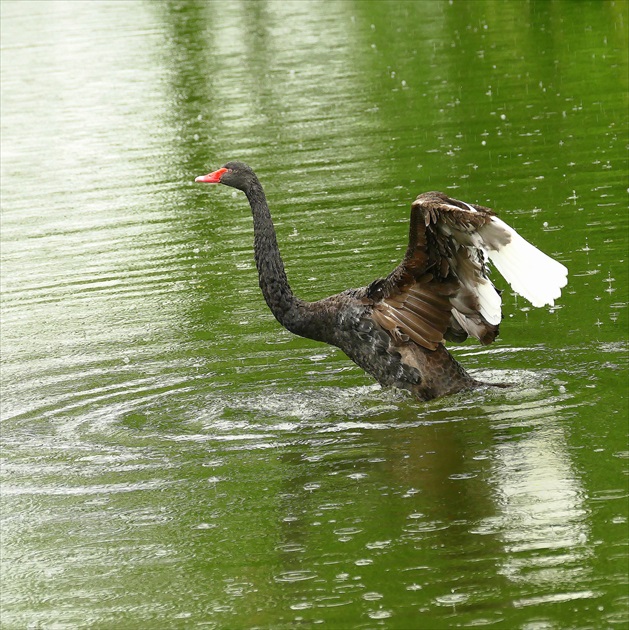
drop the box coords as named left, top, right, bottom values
left=195, top=162, right=567, bottom=401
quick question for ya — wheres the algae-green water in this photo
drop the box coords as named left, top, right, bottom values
left=1, top=1, right=627, bottom=628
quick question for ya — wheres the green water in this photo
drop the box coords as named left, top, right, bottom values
left=1, top=1, right=627, bottom=628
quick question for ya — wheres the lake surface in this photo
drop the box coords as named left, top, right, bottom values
left=1, top=1, right=627, bottom=628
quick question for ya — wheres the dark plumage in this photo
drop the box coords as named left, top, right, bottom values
left=195, top=161, right=567, bottom=401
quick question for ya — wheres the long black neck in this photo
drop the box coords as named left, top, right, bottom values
left=244, top=178, right=311, bottom=337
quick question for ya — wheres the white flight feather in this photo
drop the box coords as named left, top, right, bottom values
left=483, top=217, right=568, bottom=307
left=459, top=270, right=502, bottom=325
left=476, top=276, right=503, bottom=324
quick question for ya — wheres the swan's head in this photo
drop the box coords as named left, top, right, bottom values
left=195, top=161, right=256, bottom=192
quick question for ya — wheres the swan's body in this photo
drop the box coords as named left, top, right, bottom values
left=195, top=162, right=568, bottom=401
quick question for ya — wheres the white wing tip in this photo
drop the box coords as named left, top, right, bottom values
left=486, top=217, right=568, bottom=308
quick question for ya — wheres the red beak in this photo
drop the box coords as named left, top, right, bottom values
left=195, top=167, right=228, bottom=184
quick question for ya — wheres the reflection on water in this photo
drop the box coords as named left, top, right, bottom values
left=491, top=416, right=592, bottom=594
left=1, top=0, right=627, bottom=628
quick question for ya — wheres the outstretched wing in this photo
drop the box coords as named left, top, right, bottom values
left=366, top=191, right=567, bottom=352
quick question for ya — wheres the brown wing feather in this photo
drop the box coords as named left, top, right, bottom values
left=367, top=192, right=502, bottom=351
